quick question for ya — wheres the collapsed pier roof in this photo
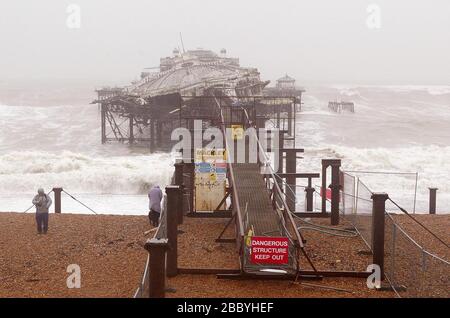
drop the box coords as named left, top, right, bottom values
left=107, top=49, right=269, bottom=99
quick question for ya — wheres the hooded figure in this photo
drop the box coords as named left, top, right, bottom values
left=148, top=185, right=163, bottom=227
left=32, top=188, right=52, bottom=234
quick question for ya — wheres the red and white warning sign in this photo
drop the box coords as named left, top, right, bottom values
left=250, top=236, right=289, bottom=265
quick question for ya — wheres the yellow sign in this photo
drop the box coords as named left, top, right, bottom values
left=195, top=148, right=227, bottom=163
left=231, top=125, right=244, bottom=140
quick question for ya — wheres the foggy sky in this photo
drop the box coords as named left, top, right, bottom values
left=0, top=0, right=449, bottom=85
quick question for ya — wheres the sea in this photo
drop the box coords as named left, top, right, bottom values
left=1, top=81, right=449, bottom=215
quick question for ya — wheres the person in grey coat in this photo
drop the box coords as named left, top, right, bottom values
left=32, top=188, right=52, bottom=234
left=148, top=185, right=163, bottom=227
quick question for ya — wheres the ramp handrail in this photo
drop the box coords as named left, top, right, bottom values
left=240, top=107, right=304, bottom=248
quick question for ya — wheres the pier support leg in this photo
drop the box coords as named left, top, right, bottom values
left=166, top=185, right=182, bottom=277
left=287, top=106, right=293, bottom=136
left=52, top=187, right=63, bottom=214
left=150, top=119, right=155, bottom=153
left=429, top=188, right=438, bottom=214
left=101, top=104, right=106, bottom=144
left=156, top=120, right=162, bottom=149
left=129, top=115, right=134, bottom=145
left=145, top=238, right=169, bottom=298
left=371, top=193, right=388, bottom=278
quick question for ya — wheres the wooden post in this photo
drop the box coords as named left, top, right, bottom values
left=330, top=162, right=341, bottom=225
left=305, top=178, right=314, bottom=212
left=144, top=238, right=169, bottom=298
left=52, top=187, right=63, bottom=214
left=166, top=185, right=182, bottom=277
left=321, top=159, right=341, bottom=219
left=429, top=188, right=438, bottom=214
left=371, top=192, right=388, bottom=278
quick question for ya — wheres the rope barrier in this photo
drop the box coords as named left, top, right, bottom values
left=62, top=189, right=98, bottom=215
left=388, top=198, right=448, bottom=248
left=343, top=170, right=418, bottom=176
left=291, top=212, right=359, bottom=238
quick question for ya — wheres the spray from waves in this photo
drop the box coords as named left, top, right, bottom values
left=0, top=151, right=174, bottom=195
left=299, top=144, right=450, bottom=212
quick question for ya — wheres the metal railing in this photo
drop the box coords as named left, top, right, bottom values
left=241, top=106, right=307, bottom=274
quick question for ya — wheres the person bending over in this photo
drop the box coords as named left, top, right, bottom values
left=148, top=185, right=162, bottom=227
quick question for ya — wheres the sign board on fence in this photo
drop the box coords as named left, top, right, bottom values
left=195, top=148, right=227, bottom=163
left=194, top=148, right=227, bottom=212
left=250, top=236, right=289, bottom=265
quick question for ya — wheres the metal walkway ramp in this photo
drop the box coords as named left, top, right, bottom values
left=232, top=163, right=282, bottom=237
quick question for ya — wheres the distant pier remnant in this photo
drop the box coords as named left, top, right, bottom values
left=429, top=188, right=438, bottom=214
left=328, top=101, right=355, bottom=113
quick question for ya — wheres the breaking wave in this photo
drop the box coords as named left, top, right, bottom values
left=0, top=151, right=174, bottom=195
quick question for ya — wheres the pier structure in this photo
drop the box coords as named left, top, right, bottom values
left=94, top=49, right=307, bottom=152
left=147, top=92, right=319, bottom=278
left=96, top=49, right=345, bottom=281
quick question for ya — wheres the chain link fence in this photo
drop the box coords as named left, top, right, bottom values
left=340, top=172, right=356, bottom=216
left=384, top=212, right=449, bottom=297
left=341, top=171, right=449, bottom=297
left=352, top=179, right=374, bottom=251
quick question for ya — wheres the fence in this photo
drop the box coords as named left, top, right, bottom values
left=133, top=194, right=168, bottom=298
left=344, top=170, right=418, bottom=213
left=340, top=171, right=450, bottom=297
left=384, top=212, right=449, bottom=297
left=339, top=172, right=356, bottom=216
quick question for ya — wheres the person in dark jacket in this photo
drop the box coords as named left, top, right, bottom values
left=32, top=188, right=52, bottom=234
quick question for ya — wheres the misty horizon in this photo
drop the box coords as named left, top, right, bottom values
left=1, top=0, right=449, bottom=86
